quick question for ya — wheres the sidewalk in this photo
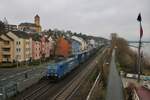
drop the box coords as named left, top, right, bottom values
left=106, top=49, right=124, bottom=100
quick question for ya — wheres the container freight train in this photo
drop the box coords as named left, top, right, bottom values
left=46, top=48, right=98, bottom=80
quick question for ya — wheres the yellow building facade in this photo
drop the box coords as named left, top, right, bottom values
left=0, top=31, right=32, bottom=64
left=0, top=34, right=14, bottom=63
left=6, top=31, right=32, bottom=62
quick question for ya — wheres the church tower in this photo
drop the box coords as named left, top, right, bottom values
left=34, top=14, right=40, bottom=26
left=34, top=14, right=41, bottom=32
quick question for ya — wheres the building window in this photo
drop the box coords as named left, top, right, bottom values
left=25, top=48, right=30, bottom=51
left=16, top=55, right=21, bottom=59
left=16, top=48, right=21, bottom=52
left=16, top=41, right=21, bottom=45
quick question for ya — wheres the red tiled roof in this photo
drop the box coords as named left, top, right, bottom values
left=136, top=86, right=150, bottom=100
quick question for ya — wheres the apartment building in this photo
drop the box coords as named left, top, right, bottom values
left=6, top=31, right=32, bottom=62
left=31, top=34, right=41, bottom=60
left=0, top=33, right=14, bottom=63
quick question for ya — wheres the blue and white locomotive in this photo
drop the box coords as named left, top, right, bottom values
left=46, top=49, right=93, bottom=79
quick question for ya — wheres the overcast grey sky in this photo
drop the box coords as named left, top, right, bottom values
left=0, top=0, right=149, bottom=40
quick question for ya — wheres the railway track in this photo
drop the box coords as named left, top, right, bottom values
left=22, top=81, right=53, bottom=100
left=13, top=47, right=105, bottom=100
left=51, top=49, right=105, bottom=100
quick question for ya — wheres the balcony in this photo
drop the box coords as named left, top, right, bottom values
left=2, top=58, right=11, bottom=62
left=2, top=51, right=11, bottom=55
left=2, top=45, right=11, bottom=48
left=3, top=42, right=11, bottom=48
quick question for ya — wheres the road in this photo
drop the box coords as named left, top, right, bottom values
left=106, top=49, right=124, bottom=100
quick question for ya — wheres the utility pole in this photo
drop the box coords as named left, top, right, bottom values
left=137, top=13, right=143, bottom=82
left=137, top=36, right=142, bottom=82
